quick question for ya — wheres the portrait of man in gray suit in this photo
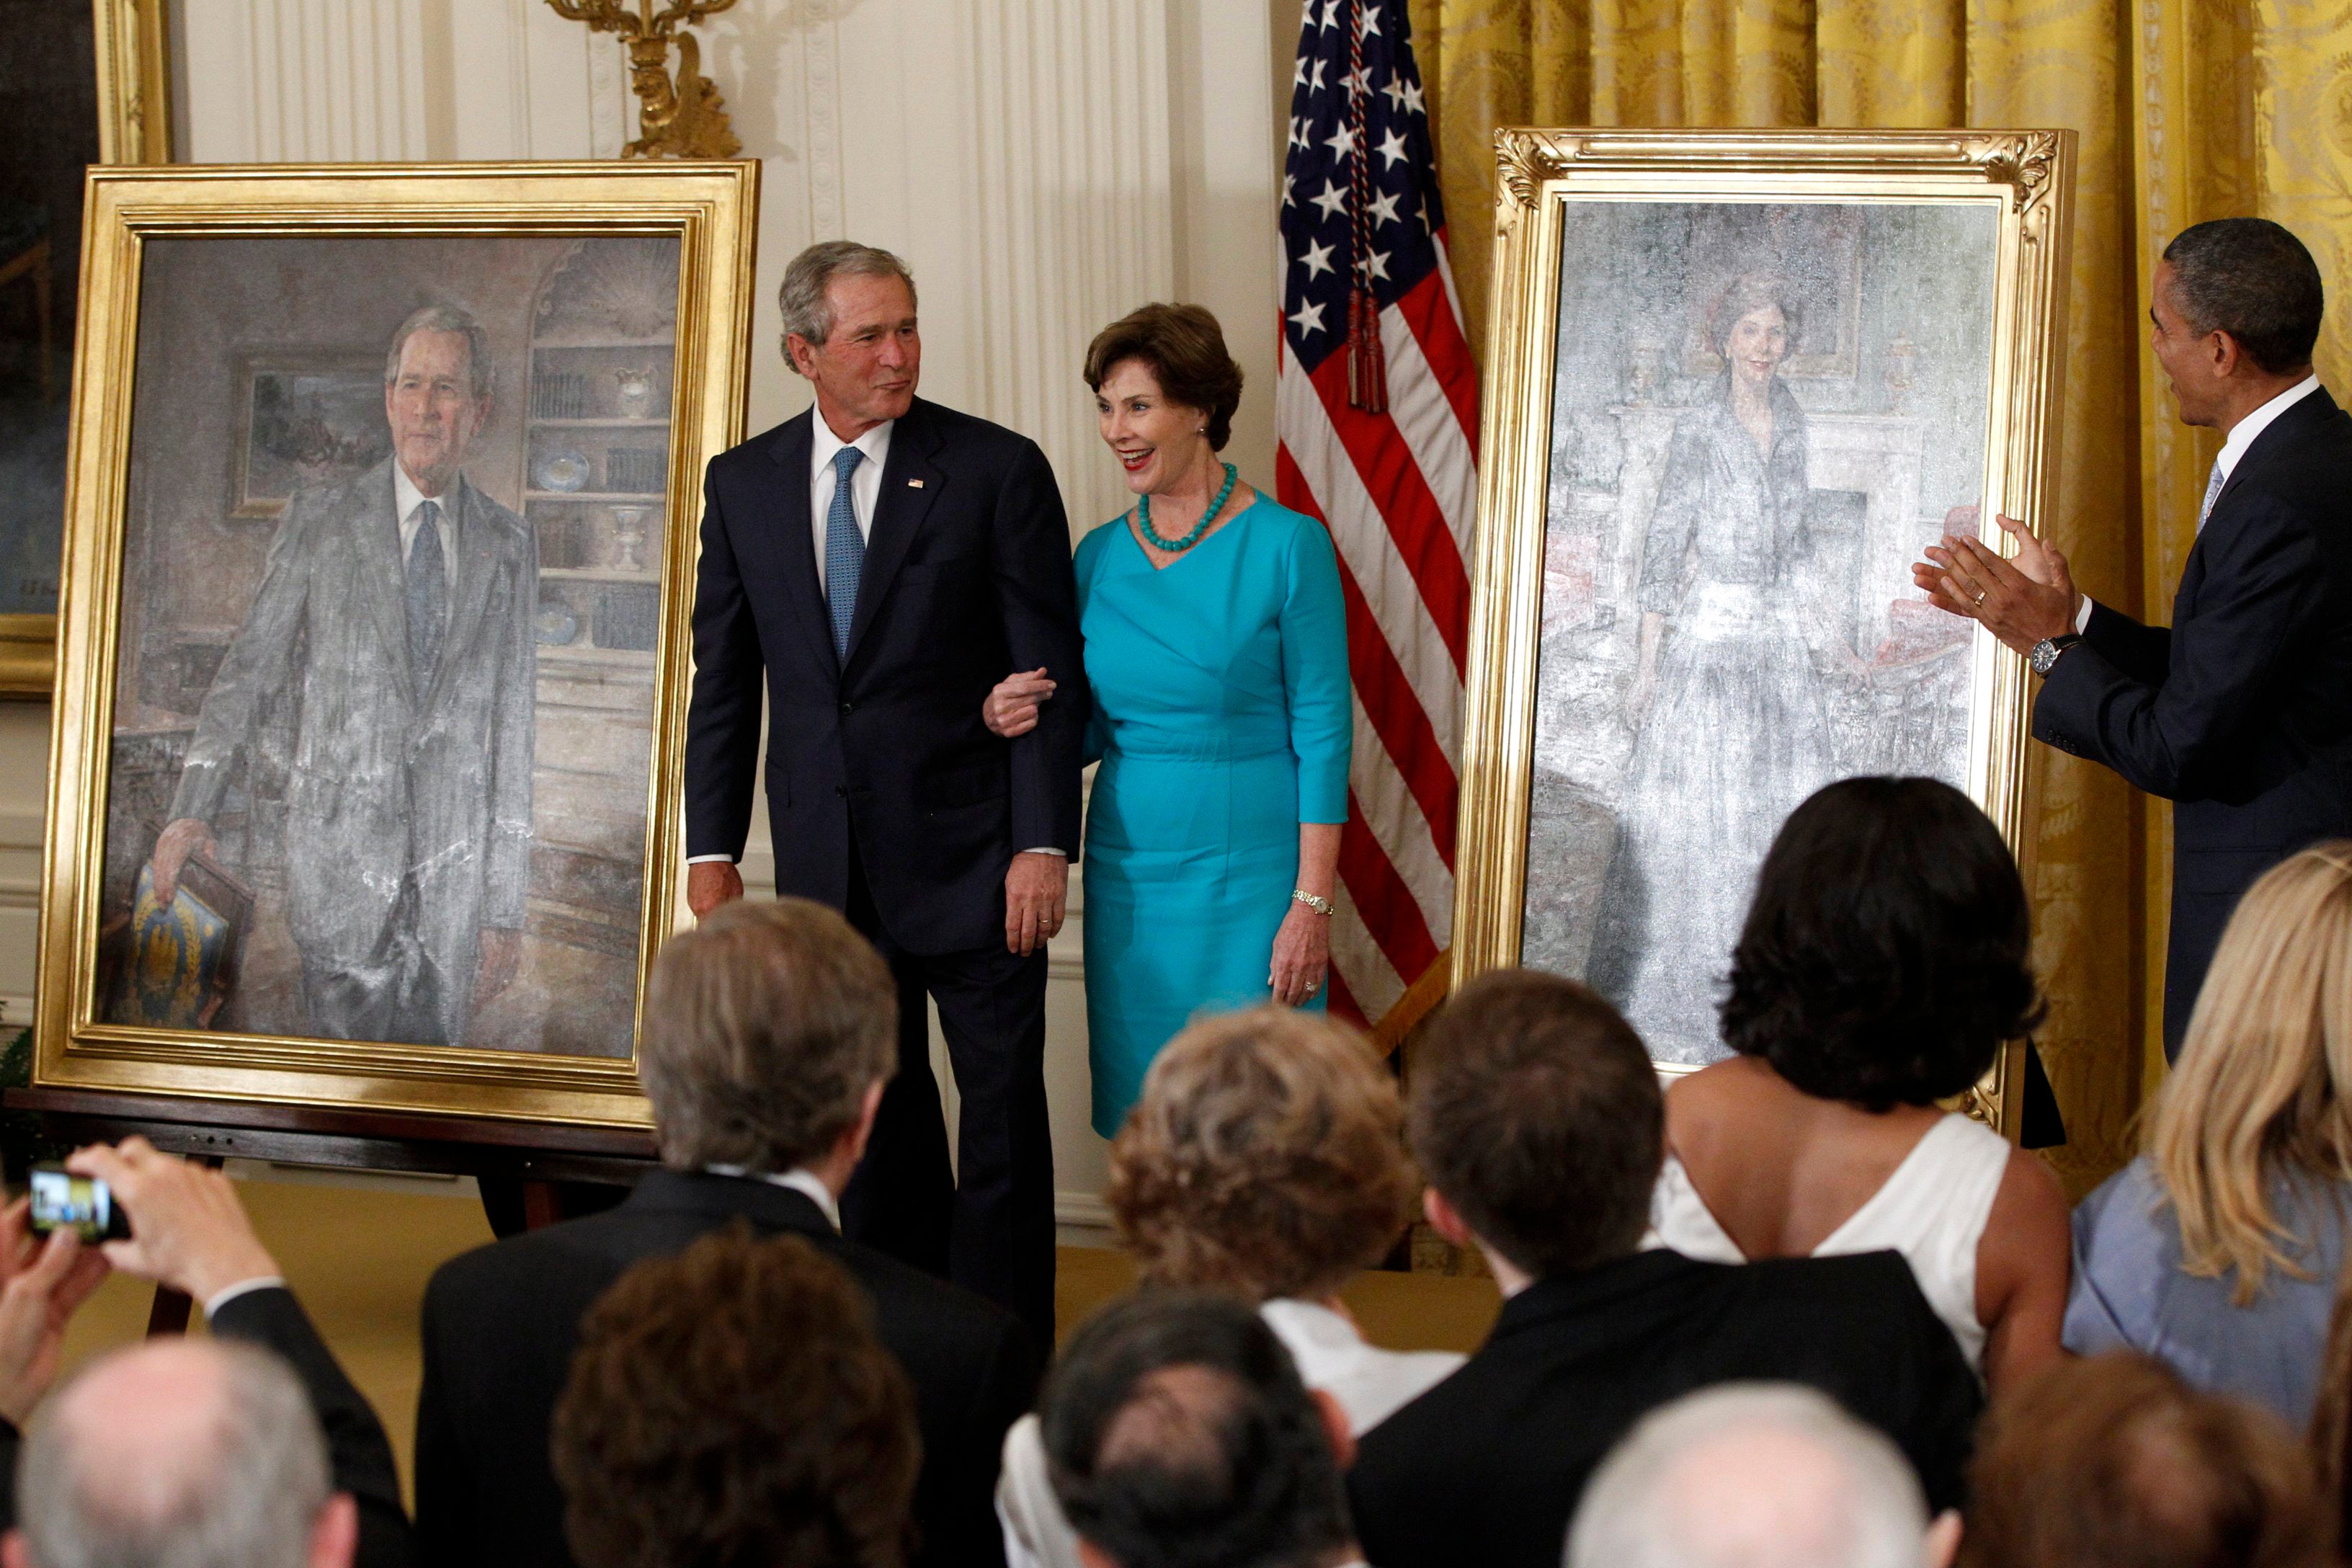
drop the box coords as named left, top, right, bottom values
left=146, top=305, right=538, bottom=1048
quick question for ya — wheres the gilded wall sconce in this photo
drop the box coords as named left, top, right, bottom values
left=545, top=0, right=744, bottom=159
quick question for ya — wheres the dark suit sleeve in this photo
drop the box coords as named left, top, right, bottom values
left=411, top=1271, right=477, bottom=1568
left=991, top=440, right=1087, bottom=855
left=210, top=1286, right=414, bottom=1568
left=2080, top=599, right=2171, bottom=687
left=485, top=520, right=538, bottom=929
left=2034, top=492, right=2323, bottom=801
left=685, top=467, right=767, bottom=860
left=931, top=1319, right=1039, bottom=1568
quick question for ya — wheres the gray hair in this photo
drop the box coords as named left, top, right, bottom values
left=640, top=897, right=898, bottom=1173
left=19, top=1340, right=332, bottom=1568
left=1566, top=1384, right=1928, bottom=1568
left=778, top=241, right=917, bottom=363
left=385, top=303, right=494, bottom=403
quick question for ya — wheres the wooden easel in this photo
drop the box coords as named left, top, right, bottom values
left=4, top=1087, right=659, bottom=1332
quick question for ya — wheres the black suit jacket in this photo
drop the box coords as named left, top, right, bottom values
left=686, top=398, right=1087, bottom=955
left=0, top=1286, right=411, bottom=1568
left=1347, top=1250, right=1983, bottom=1568
left=414, top=1170, right=1038, bottom=1568
left=2036, top=386, right=2352, bottom=1046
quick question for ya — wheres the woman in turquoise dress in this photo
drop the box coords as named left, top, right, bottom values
left=981, top=303, right=1350, bottom=1135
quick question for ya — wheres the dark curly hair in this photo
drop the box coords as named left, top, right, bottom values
left=1719, top=777, right=2043, bottom=1110
left=552, top=1226, right=919, bottom=1568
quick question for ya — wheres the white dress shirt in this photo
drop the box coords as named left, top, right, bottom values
left=393, top=463, right=459, bottom=620
left=2075, top=374, right=2324, bottom=633
left=703, top=1164, right=842, bottom=1231
left=811, top=416, right=894, bottom=597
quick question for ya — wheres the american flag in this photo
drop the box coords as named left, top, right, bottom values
left=1275, top=0, right=1479, bottom=1041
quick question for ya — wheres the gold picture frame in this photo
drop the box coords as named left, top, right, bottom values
left=1450, top=129, right=2075, bottom=1136
left=37, top=161, right=760, bottom=1128
left=1, top=1, right=173, bottom=701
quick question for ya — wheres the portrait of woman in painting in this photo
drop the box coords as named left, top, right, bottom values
left=1595, top=272, right=1836, bottom=1061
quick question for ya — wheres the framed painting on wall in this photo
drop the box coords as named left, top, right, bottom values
left=36, top=160, right=759, bottom=1128
left=0, top=0, right=172, bottom=697
left=1451, top=129, right=2075, bottom=1133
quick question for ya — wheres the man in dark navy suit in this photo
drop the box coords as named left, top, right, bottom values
left=1920, top=218, right=2352, bottom=1056
left=682, top=241, right=1085, bottom=1336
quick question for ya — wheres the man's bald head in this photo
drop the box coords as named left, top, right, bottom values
left=1569, top=1385, right=1936, bottom=1568
left=9, top=1339, right=344, bottom=1568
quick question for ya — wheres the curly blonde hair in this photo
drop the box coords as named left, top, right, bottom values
left=1107, top=1007, right=1417, bottom=1302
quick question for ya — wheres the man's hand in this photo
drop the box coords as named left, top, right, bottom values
left=1004, top=851, right=1068, bottom=956
left=66, top=1139, right=279, bottom=1307
left=982, top=669, right=1057, bottom=739
left=476, top=927, right=522, bottom=1006
left=1911, top=512, right=2080, bottom=657
left=687, top=860, right=745, bottom=919
left=0, top=1200, right=110, bottom=1427
left=148, top=817, right=217, bottom=906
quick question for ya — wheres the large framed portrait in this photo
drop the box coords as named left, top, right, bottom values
left=35, top=161, right=760, bottom=1126
left=1, top=0, right=172, bottom=697
left=1451, top=130, right=2074, bottom=1131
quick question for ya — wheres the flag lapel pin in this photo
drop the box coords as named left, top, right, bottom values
left=907, top=478, right=925, bottom=488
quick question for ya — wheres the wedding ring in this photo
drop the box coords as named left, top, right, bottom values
left=1974, top=589, right=1987, bottom=607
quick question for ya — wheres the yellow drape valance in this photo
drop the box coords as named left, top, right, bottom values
left=1408, top=0, right=2352, bottom=1193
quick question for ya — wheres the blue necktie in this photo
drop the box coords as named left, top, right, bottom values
left=406, top=499, right=447, bottom=699
left=824, top=445, right=865, bottom=661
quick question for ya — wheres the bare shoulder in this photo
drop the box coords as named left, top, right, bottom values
left=1988, top=1144, right=2072, bottom=1244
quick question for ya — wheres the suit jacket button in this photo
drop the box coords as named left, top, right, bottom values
left=839, top=700, right=854, bottom=716
left=834, top=784, right=847, bottom=799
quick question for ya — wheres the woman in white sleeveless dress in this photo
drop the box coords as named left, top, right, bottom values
left=1647, top=777, right=2071, bottom=1390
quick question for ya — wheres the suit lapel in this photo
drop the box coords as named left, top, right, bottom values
left=427, top=476, right=500, bottom=710
left=362, top=461, right=416, bottom=703
left=2211, top=385, right=2336, bottom=515
left=845, top=398, right=946, bottom=668
left=764, top=413, right=840, bottom=678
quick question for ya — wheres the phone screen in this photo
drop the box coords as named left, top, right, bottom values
left=27, top=1168, right=114, bottom=1243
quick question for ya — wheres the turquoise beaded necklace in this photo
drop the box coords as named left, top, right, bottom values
left=1138, top=462, right=1238, bottom=553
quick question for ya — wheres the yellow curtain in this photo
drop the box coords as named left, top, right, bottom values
left=1410, top=0, right=2352, bottom=1195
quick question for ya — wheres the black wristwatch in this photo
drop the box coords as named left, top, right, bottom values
left=2029, top=633, right=2082, bottom=676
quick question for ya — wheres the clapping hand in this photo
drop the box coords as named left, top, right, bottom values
left=1912, top=512, right=2080, bottom=657
left=981, top=669, right=1057, bottom=738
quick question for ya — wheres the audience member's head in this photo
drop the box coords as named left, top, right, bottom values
left=1409, top=969, right=1660, bottom=1283
left=2150, top=843, right=2352, bottom=1304
left=1109, top=1006, right=1415, bottom=1304
left=1567, top=1384, right=1957, bottom=1568
left=1720, top=775, right=2041, bottom=1111
left=1041, top=1291, right=1356, bottom=1568
left=641, top=896, right=896, bottom=1177
left=5, top=1339, right=350, bottom=1568
left=1962, top=1353, right=2330, bottom=1568
left=553, top=1225, right=919, bottom=1568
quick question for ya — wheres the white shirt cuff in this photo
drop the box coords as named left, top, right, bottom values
left=1019, top=847, right=1067, bottom=858
left=685, top=854, right=737, bottom=865
left=203, top=1276, right=287, bottom=1319
left=2075, top=595, right=2095, bottom=635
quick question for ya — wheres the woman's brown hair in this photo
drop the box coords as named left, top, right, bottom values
left=1107, top=1005, right=1415, bottom=1302
left=1084, top=303, right=1246, bottom=451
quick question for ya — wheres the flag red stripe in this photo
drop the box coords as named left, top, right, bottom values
left=1339, top=789, right=1441, bottom=982
left=1277, top=440, right=1461, bottom=867
left=1324, top=961, right=1368, bottom=1030
left=1393, top=267, right=1479, bottom=452
left=1302, top=352, right=1472, bottom=676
